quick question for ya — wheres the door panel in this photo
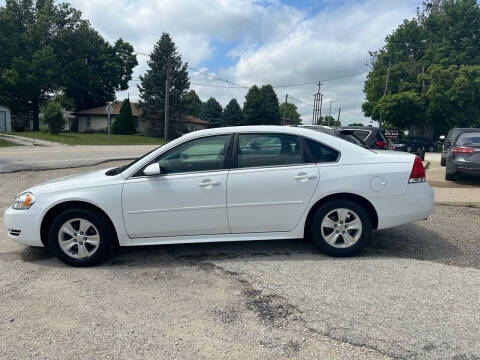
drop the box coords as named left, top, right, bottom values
left=123, top=171, right=229, bottom=238
left=227, top=165, right=319, bottom=233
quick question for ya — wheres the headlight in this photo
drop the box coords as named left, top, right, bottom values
left=12, top=192, right=36, bottom=210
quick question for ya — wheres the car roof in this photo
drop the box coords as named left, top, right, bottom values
left=339, top=126, right=379, bottom=131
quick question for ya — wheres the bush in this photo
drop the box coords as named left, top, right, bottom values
left=42, top=102, right=65, bottom=134
left=111, top=99, right=136, bottom=135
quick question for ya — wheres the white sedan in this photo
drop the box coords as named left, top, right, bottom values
left=4, top=126, right=434, bottom=266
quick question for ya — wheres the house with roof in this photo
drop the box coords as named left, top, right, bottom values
left=0, top=104, right=12, bottom=132
left=72, top=102, right=208, bottom=135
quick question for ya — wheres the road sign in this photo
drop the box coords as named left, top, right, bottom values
left=385, top=128, right=400, bottom=140
left=106, top=103, right=113, bottom=115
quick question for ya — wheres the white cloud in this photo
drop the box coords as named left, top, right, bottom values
left=40, top=0, right=421, bottom=125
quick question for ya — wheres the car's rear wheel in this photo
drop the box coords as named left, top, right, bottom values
left=48, top=208, right=114, bottom=266
left=407, top=146, right=412, bottom=153
left=428, top=145, right=434, bottom=152
left=311, top=200, right=372, bottom=257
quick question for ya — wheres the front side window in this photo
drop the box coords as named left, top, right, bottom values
left=155, top=135, right=231, bottom=174
left=237, top=133, right=302, bottom=168
left=305, top=138, right=339, bottom=163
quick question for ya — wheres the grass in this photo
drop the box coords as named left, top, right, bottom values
left=0, top=137, right=19, bottom=147
left=6, top=132, right=165, bottom=146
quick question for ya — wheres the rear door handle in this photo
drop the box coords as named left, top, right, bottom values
left=198, top=180, right=221, bottom=187
left=294, top=173, right=318, bottom=181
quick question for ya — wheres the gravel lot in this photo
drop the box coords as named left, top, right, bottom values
left=1, top=163, right=479, bottom=359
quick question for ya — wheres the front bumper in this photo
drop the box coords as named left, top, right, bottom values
left=4, top=206, right=44, bottom=247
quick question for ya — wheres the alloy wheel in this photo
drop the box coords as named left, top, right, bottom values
left=57, top=218, right=101, bottom=259
left=320, top=208, right=363, bottom=248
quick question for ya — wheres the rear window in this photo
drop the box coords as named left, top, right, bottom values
left=457, top=132, right=480, bottom=145
left=375, top=132, right=387, bottom=142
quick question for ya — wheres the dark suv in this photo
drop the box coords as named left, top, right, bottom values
left=337, top=126, right=389, bottom=150
left=299, top=125, right=367, bottom=147
left=392, top=136, right=437, bottom=153
left=444, top=129, right=480, bottom=180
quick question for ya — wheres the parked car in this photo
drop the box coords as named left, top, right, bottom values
left=337, top=126, right=389, bottom=150
left=440, top=128, right=480, bottom=166
left=4, top=126, right=434, bottom=266
left=299, top=125, right=368, bottom=147
left=392, top=136, right=437, bottom=153
left=444, top=129, right=480, bottom=181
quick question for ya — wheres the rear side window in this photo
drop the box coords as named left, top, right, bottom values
left=375, top=132, right=387, bottom=142
left=457, top=132, right=480, bottom=145
left=237, top=133, right=302, bottom=168
left=305, top=138, right=339, bottom=163
left=351, top=130, right=370, bottom=141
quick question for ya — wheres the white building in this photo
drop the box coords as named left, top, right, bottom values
left=0, top=104, right=12, bottom=132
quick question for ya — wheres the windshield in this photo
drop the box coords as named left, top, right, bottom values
left=105, top=145, right=163, bottom=176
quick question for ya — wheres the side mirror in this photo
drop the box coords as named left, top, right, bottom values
left=143, top=163, right=161, bottom=176
left=439, top=135, right=445, bottom=140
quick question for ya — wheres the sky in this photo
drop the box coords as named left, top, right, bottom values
left=5, top=0, right=424, bottom=125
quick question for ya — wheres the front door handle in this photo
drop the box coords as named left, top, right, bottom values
left=294, top=173, right=317, bottom=181
left=198, top=180, right=221, bottom=187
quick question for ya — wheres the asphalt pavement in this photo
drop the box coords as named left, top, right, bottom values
left=0, top=163, right=479, bottom=359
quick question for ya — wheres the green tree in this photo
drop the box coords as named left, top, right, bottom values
left=138, top=33, right=190, bottom=137
left=0, top=0, right=137, bottom=130
left=363, top=0, right=480, bottom=136
left=243, top=84, right=281, bottom=125
left=112, top=99, right=136, bottom=135
left=42, top=101, right=65, bottom=134
left=222, top=98, right=245, bottom=126
left=199, top=97, right=223, bottom=127
left=259, top=85, right=281, bottom=125
left=182, top=90, right=202, bottom=117
left=243, top=85, right=262, bottom=125
left=348, top=122, right=364, bottom=126
left=318, top=115, right=340, bottom=127
left=279, top=102, right=302, bottom=125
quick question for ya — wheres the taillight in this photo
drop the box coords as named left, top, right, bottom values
left=409, top=156, right=426, bottom=183
left=452, top=147, right=474, bottom=154
left=376, top=141, right=387, bottom=149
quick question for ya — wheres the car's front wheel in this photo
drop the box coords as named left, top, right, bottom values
left=428, top=145, right=434, bottom=152
left=407, top=146, right=412, bottom=153
left=311, top=200, right=372, bottom=257
left=48, top=208, right=114, bottom=266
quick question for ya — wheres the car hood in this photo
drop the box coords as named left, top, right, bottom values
left=24, top=168, right=124, bottom=196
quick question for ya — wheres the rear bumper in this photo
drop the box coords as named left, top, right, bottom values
left=3, top=207, right=44, bottom=247
left=373, top=182, right=434, bottom=230
left=454, top=161, right=480, bottom=174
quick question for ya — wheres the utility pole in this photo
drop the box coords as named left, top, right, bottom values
left=283, top=94, right=288, bottom=125
left=312, top=81, right=323, bottom=125
left=164, top=60, right=170, bottom=142
left=337, top=107, right=341, bottom=125
left=379, top=60, right=391, bottom=128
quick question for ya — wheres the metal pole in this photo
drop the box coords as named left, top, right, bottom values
left=164, top=61, right=170, bottom=142
left=337, top=107, right=341, bottom=125
left=107, top=113, right=111, bottom=144
left=283, top=94, right=288, bottom=125
left=379, top=60, right=391, bottom=128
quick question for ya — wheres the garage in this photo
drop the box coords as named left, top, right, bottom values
left=0, top=104, right=12, bottom=132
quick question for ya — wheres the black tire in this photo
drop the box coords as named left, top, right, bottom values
left=407, top=146, right=412, bottom=153
left=311, top=199, right=372, bottom=257
left=48, top=208, right=114, bottom=267
left=428, top=145, right=434, bottom=152
left=445, top=171, right=456, bottom=181
left=440, top=157, right=446, bottom=167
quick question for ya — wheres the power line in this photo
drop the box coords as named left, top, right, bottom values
left=288, top=95, right=314, bottom=108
